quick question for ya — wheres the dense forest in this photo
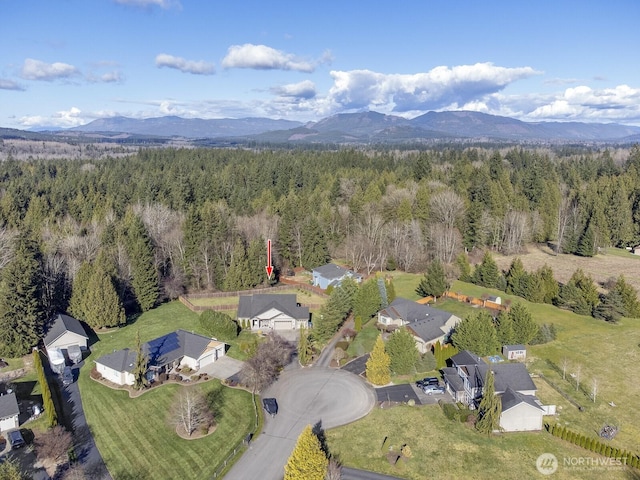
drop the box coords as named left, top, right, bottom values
left=0, top=144, right=639, bottom=356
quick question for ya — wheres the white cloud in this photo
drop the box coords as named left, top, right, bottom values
left=221, top=44, right=316, bottom=72
left=524, top=84, right=640, bottom=122
left=326, top=63, right=541, bottom=113
left=87, top=70, right=125, bottom=83
left=271, top=80, right=317, bottom=99
left=21, top=58, right=79, bottom=81
left=0, top=78, right=25, bottom=91
left=20, top=107, right=86, bottom=128
left=113, top=0, right=180, bottom=9
left=155, top=54, right=215, bottom=75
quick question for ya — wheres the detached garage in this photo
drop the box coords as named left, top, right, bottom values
left=499, top=387, right=544, bottom=432
left=0, top=392, right=19, bottom=433
left=44, top=313, right=89, bottom=354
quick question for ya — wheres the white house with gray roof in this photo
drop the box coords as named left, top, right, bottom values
left=44, top=313, right=89, bottom=353
left=312, top=263, right=362, bottom=290
left=94, top=329, right=226, bottom=386
left=238, top=294, right=309, bottom=331
left=0, top=392, right=19, bottom=433
left=377, top=298, right=460, bottom=353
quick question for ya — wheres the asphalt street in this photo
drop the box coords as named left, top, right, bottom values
left=224, top=367, right=375, bottom=480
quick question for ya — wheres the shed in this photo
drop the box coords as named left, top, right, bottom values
left=502, top=344, right=527, bottom=361
left=0, top=392, right=19, bottom=433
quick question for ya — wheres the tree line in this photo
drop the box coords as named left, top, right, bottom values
left=1, top=145, right=640, bottom=356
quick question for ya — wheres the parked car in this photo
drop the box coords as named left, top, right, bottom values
left=416, top=377, right=439, bottom=388
left=422, top=385, right=445, bottom=395
left=62, top=366, right=73, bottom=386
left=8, top=430, right=25, bottom=449
left=262, top=398, right=278, bottom=417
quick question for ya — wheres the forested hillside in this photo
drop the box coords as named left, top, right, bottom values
left=0, top=145, right=639, bottom=356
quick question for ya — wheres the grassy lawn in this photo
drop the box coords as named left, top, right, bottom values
left=387, top=272, right=422, bottom=300
left=326, top=405, right=632, bottom=480
left=79, top=301, right=257, bottom=480
left=604, top=247, right=640, bottom=259
left=346, top=320, right=379, bottom=357
left=186, top=287, right=327, bottom=308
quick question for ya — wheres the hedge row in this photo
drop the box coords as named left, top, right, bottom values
left=545, top=422, right=639, bottom=469
left=33, top=349, right=58, bottom=427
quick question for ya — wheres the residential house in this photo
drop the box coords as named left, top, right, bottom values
left=312, top=263, right=362, bottom=290
left=94, top=330, right=226, bottom=386
left=499, top=387, right=544, bottom=432
left=503, top=344, right=527, bottom=361
left=0, top=392, right=19, bottom=433
left=44, top=313, right=89, bottom=354
left=237, top=294, right=309, bottom=331
left=377, top=298, right=460, bottom=353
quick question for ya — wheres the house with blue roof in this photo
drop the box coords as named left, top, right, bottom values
left=94, top=329, right=226, bottom=386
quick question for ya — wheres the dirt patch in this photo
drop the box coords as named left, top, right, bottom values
left=492, top=244, right=640, bottom=293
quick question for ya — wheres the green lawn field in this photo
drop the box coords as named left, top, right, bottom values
left=78, top=301, right=257, bottom=480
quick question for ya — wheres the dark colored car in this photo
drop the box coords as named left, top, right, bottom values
left=8, top=430, right=25, bottom=449
left=416, top=377, right=439, bottom=388
left=62, top=366, right=73, bottom=386
left=262, top=398, right=278, bottom=417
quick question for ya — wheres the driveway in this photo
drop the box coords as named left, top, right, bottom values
left=225, top=367, right=375, bottom=480
left=198, top=355, right=243, bottom=380
left=341, top=354, right=369, bottom=376
left=375, top=384, right=421, bottom=404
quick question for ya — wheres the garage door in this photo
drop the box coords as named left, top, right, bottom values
left=273, top=320, right=291, bottom=330
left=199, top=352, right=216, bottom=367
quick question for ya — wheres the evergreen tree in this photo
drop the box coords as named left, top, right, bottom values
left=132, top=330, right=149, bottom=390
left=0, top=234, right=45, bottom=357
left=475, top=370, right=501, bottom=435
left=472, top=251, right=501, bottom=288
left=521, top=271, right=544, bottom=303
left=455, top=253, right=472, bottom=282
left=377, top=277, right=388, bottom=309
left=298, top=326, right=311, bottom=366
left=495, top=312, right=515, bottom=346
left=593, top=290, right=625, bottom=323
left=509, top=303, right=538, bottom=344
left=505, top=258, right=526, bottom=297
left=284, top=425, right=328, bottom=480
left=224, top=239, right=250, bottom=291
left=451, top=310, right=499, bottom=356
left=84, top=270, right=126, bottom=328
left=68, top=261, right=93, bottom=320
left=576, top=223, right=596, bottom=257
left=416, top=259, right=449, bottom=298
left=366, top=335, right=391, bottom=385
left=247, top=237, right=269, bottom=287
left=199, top=310, right=239, bottom=341
left=386, top=278, right=397, bottom=303
left=353, top=279, right=382, bottom=323
left=301, top=218, right=329, bottom=270
left=386, top=328, right=419, bottom=375
left=611, top=275, right=640, bottom=318
left=537, top=264, right=560, bottom=304
left=125, top=213, right=159, bottom=311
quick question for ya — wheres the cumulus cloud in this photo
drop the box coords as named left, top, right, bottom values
left=21, top=58, right=79, bottom=81
left=0, top=79, right=25, bottom=91
left=271, top=80, right=317, bottom=99
left=87, top=70, right=125, bottom=83
left=525, top=84, right=640, bottom=122
left=222, top=44, right=316, bottom=72
left=155, top=54, right=215, bottom=75
left=326, top=63, right=541, bottom=113
left=113, top=0, right=180, bottom=9
left=19, top=107, right=87, bottom=128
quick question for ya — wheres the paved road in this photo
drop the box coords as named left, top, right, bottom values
left=343, top=466, right=407, bottom=480
left=225, top=367, right=375, bottom=480
left=341, top=354, right=369, bottom=376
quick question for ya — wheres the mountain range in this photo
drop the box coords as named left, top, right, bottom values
left=7, top=111, right=640, bottom=145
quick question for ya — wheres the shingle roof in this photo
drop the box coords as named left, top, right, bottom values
left=442, top=367, right=464, bottom=392
left=237, top=294, right=309, bottom=320
left=382, top=298, right=457, bottom=342
left=95, top=330, right=223, bottom=373
left=43, top=313, right=88, bottom=347
left=0, top=392, right=19, bottom=419
left=450, top=350, right=484, bottom=367
left=476, top=363, right=537, bottom=394
left=503, top=344, right=526, bottom=351
left=500, top=386, right=544, bottom=412
left=312, top=263, right=351, bottom=280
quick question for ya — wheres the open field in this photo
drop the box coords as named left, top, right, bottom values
left=78, top=302, right=257, bottom=480
left=492, top=244, right=640, bottom=292
left=327, top=405, right=634, bottom=480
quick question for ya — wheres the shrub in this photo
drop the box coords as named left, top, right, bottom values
left=439, top=400, right=459, bottom=421
left=199, top=310, right=239, bottom=341
left=90, top=368, right=103, bottom=380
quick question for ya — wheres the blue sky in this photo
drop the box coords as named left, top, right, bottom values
left=1, top=0, right=639, bottom=129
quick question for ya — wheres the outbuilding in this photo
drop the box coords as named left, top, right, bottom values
left=0, top=392, right=19, bottom=433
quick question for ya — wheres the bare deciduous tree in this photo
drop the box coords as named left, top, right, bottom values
left=429, top=222, right=462, bottom=265
left=501, top=210, right=529, bottom=254
left=240, top=332, right=295, bottom=393
left=34, top=426, right=74, bottom=474
left=170, top=387, right=214, bottom=437
left=429, top=189, right=465, bottom=229
left=591, top=377, right=598, bottom=403
left=574, top=364, right=581, bottom=392
left=561, top=357, right=569, bottom=380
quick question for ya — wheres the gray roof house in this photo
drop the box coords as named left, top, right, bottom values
left=94, top=330, right=226, bottom=386
left=378, top=298, right=460, bottom=353
left=0, top=392, right=19, bottom=433
left=43, top=313, right=89, bottom=352
left=442, top=350, right=547, bottom=431
left=238, top=294, right=309, bottom=331
left=312, top=263, right=362, bottom=290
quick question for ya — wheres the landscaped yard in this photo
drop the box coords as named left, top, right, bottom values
left=326, top=405, right=633, bottom=479
left=78, top=301, right=257, bottom=480
left=186, top=287, right=327, bottom=309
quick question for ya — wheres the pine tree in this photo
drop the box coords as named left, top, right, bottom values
left=386, top=278, right=397, bottom=303
left=224, top=239, right=250, bottom=291
left=472, top=251, right=501, bottom=288
left=298, top=326, right=310, bottom=366
left=509, top=303, right=538, bottom=344
left=386, top=328, right=419, bottom=375
left=125, top=214, right=159, bottom=311
left=496, top=312, right=515, bottom=346
left=475, top=370, right=501, bottom=435
left=366, top=335, right=391, bottom=386
left=593, top=289, right=625, bottom=323
left=537, top=264, right=559, bottom=305
left=416, top=259, right=449, bottom=298
left=301, top=218, right=329, bottom=270
left=132, top=330, right=149, bottom=390
left=84, top=270, right=126, bottom=328
left=455, top=253, right=472, bottom=282
left=0, top=234, right=45, bottom=357
left=576, top=223, right=596, bottom=257
left=69, top=261, right=94, bottom=320
left=284, top=425, right=328, bottom=480
left=451, top=310, right=500, bottom=356
left=353, top=279, right=382, bottom=322
left=611, top=275, right=640, bottom=318
left=505, top=258, right=526, bottom=296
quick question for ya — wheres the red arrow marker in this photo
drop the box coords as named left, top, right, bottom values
left=265, top=239, right=273, bottom=279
